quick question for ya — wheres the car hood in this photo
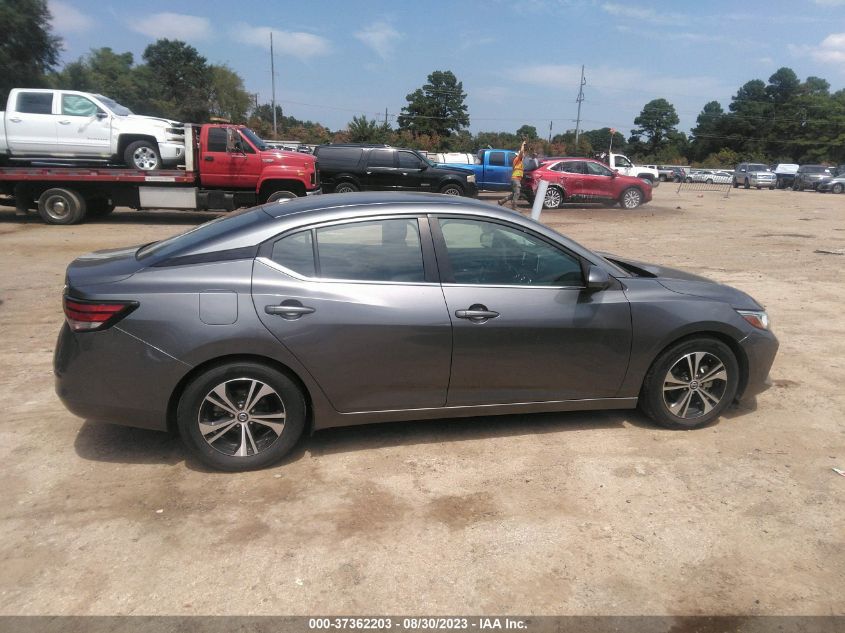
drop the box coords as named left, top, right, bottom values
left=116, top=114, right=182, bottom=128
left=431, top=164, right=474, bottom=176
left=601, top=253, right=763, bottom=309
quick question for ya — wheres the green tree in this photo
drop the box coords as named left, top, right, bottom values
left=630, top=98, right=680, bottom=155
left=208, top=65, right=252, bottom=122
left=397, top=70, right=470, bottom=143
left=582, top=128, right=626, bottom=154
left=516, top=124, right=538, bottom=140
left=690, top=101, right=725, bottom=161
left=141, top=39, right=211, bottom=121
left=347, top=114, right=391, bottom=143
left=0, top=0, right=61, bottom=105
left=51, top=48, right=143, bottom=110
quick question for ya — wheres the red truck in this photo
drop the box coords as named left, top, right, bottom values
left=0, top=123, right=320, bottom=224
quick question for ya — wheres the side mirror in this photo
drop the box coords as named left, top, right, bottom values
left=96, top=111, right=108, bottom=119
left=611, top=170, right=618, bottom=178
left=586, top=265, right=610, bottom=291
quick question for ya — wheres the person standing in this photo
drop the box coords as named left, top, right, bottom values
left=499, top=141, right=526, bottom=209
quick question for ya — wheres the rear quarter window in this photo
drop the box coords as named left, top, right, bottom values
left=16, top=92, right=53, bottom=114
left=314, top=147, right=363, bottom=168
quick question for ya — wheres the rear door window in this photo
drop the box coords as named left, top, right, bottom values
left=271, top=230, right=316, bottom=277
left=488, top=152, right=506, bottom=166
left=16, top=92, right=53, bottom=114
left=367, top=150, right=395, bottom=168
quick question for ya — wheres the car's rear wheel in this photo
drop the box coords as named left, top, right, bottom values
left=639, top=338, right=739, bottom=430
left=833, top=183, right=844, bottom=194
left=177, top=362, right=306, bottom=471
left=544, top=186, right=564, bottom=209
left=732, top=179, right=739, bottom=188
left=333, top=181, right=359, bottom=194
left=620, top=187, right=643, bottom=209
left=705, top=178, right=713, bottom=185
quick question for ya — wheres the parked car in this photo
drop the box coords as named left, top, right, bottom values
left=522, top=157, right=652, bottom=209
left=670, top=167, right=687, bottom=182
left=54, top=192, right=778, bottom=471
left=313, top=144, right=478, bottom=197
left=816, top=175, right=845, bottom=194
left=792, top=164, right=832, bottom=191
left=438, top=148, right=517, bottom=191
left=772, top=163, right=799, bottom=189
left=732, top=163, right=776, bottom=189
left=597, top=153, right=660, bottom=186
left=0, top=88, right=184, bottom=170
left=687, top=169, right=731, bottom=185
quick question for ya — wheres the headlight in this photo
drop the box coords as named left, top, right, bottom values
left=736, top=309, right=769, bottom=330
left=466, top=174, right=476, bottom=183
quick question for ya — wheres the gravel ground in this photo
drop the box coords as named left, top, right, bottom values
left=0, top=184, right=842, bottom=616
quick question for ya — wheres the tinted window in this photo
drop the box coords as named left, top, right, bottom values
left=553, top=161, right=584, bottom=174
left=748, top=164, right=768, bottom=171
left=271, top=230, right=316, bottom=277
left=398, top=151, right=423, bottom=169
left=314, top=146, right=363, bottom=167
left=61, top=94, right=98, bottom=117
left=316, top=219, right=424, bottom=282
left=367, top=149, right=395, bottom=168
left=439, top=218, right=583, bottom=286
left=585, top=161, right=613, bottom=176
left=207, top=128, right=227, bottom=152
left=488, top=152, right=506, bottom=166
left=16, top=92, right=52, bottom=114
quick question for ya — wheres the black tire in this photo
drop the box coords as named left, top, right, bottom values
left=543, top=185, right=564, bottom=209
left=832, top=183, right=844, bottom=194
left=639, top=337, right=739, bottom=430
left=333, top=181, right=359, bottom=194
left=37, top=188, right=87, bottom=225
left=743, top=179, right=750, bottom=189
left=124, top=140, right=162, bottom=170
left=685, top=177, right=693, bottom=183
left=732, top=179, right=739, bottom=188
left=177, top=362, right=306, bottom=472
left=266, top=190, right=296, bottom=204
left=87, top=198, right=115, bottom=217
left=439, top=183, right=464, bottom=196
left=756, top=185, right=762, bottom=190
left=768, top=186, right=775, bottom=190
left=620, top=187, right=643, bottom=209
left=705, top=178, right=713, bottom=185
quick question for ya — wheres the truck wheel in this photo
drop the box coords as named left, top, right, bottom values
left=439, top=183, right=464, bottom=196
left=620, top=187, right=643, bottom=209
left=333, top=182, right=359, bottom=194
left=266, top=191, right=296, bottom=204
left=87, top=198, right=115, bottom=217
left=124, top=140, right=162, bottom=170
left=37, top=188, right=87, bottom=225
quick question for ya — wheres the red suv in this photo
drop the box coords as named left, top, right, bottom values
left=523, top=158, right=652, bottom=209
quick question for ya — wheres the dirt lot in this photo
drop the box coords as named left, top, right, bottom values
left=0, top=185, right=842, bottom=616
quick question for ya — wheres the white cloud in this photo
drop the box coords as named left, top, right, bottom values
left=601, top=2, right=687, bottom=25
left=792, top=32, right=845, bottom=64
left=49, top=0, right=93, bottom=33
left=233, top=24, right=331, bottom=59
left=355, top=22, right=401, bottom=60
left=131, top=13, right=212, bottom=41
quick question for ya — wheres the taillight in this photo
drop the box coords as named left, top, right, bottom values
left=63, top=297, right=138, bottom=332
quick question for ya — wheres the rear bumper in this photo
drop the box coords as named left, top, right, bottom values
left=54, top=323, right=188, bottom=432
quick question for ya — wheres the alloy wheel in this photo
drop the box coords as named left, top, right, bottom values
left=662, top=352, right=728, bottom=420
left=197, top=378, right=286, bottom=457
left=133, top=146, right=159, bottom=170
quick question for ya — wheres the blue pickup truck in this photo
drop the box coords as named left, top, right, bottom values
left=437, top=149, right=516, bottom=191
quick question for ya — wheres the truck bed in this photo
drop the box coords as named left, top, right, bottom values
left=0, top=166, right=196, bottom=185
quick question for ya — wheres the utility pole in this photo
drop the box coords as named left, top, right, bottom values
left=385, top=107, right=389, bottom=126
left=548, top=120, right=553, bottom=143
left=270, top=32, right=277, bottom=137
left=574, top=65, right=586, bottom=149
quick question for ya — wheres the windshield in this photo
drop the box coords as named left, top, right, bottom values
left=803, top=165, right=828, bottom=174
left=94, top=94, right=133, bottom=116
left=748, top=164, right=769, bottom=171
left=240, top=127, right=268, bottom=151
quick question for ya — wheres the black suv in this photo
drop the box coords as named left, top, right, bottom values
left=314, top=144, right=478, bottom=197
left=792, top=164, right=832, bottom=191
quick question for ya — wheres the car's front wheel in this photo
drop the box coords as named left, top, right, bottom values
left=124, top=140, right=162, bottom=170
left=620, top=187, right=643, bottom=209
left=439, top=183, right=464, bottom=196
left=833, top=183, right=844, bottom=194
left=177, top=362, right=306, bottom=471
left=639, top=338, right=739, bottom=430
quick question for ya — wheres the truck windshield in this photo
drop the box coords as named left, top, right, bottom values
left=94, top=95, right=133, bottom=116
left=240, top=127, right=268, bottom=151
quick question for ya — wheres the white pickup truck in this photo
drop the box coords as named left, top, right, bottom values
left=599, top=153, right=660, bottom=186
left=0, top=88, right=184, bottom=170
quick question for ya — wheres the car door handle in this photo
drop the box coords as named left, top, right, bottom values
left=455, top=305, right=499, bottom=322
left=265, top=302, right=316, bottom=319
left=204, top=155, right=214, bottom=162
left=58, top=120, right=71, bottom=125
left=9, top=117, right=21, bottom=123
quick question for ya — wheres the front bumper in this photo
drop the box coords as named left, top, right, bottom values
left=306, top=187, right=322, bottom=196
left=158, top=141, right=185, bottom=165
left=736, top=327, right=779, bottom=403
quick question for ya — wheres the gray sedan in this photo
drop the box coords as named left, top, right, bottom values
left=55, top=193, right=778, bottom=471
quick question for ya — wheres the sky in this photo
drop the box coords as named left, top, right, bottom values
left=48, top=0, right=845, bottom=139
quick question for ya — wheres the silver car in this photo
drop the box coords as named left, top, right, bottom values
left=733, top=163, right=777, bottom=189
left=55, top=193, right=778, bottom=471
